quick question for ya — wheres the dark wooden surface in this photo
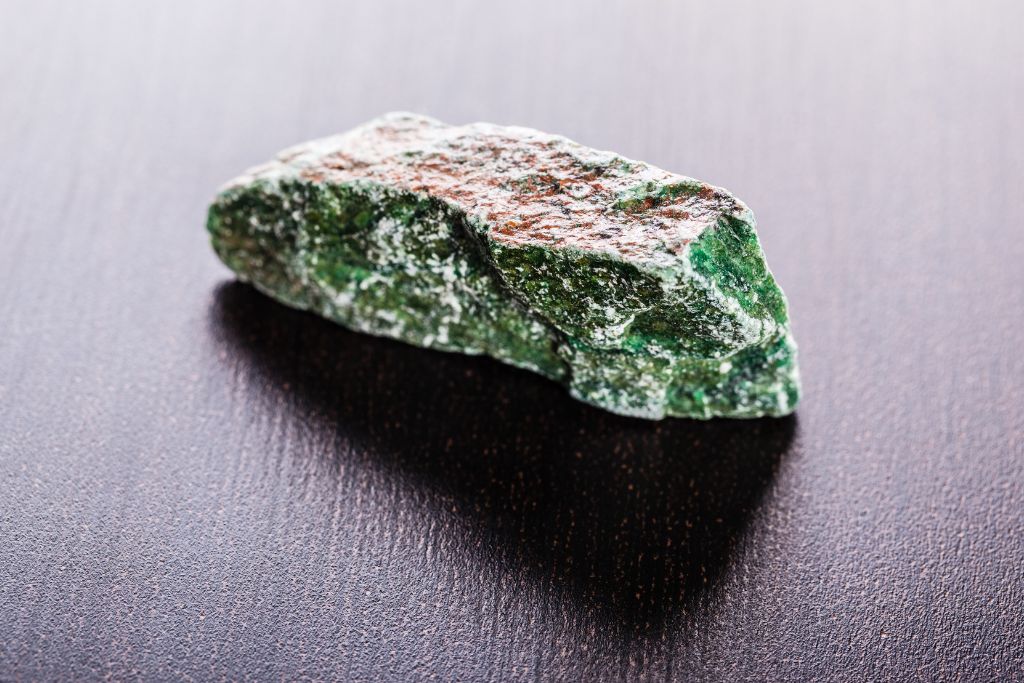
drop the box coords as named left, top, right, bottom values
left=2, top=1, right=1023, bottom=680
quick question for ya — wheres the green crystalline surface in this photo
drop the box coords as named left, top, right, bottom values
left=208, top=113, right=800, bottom=419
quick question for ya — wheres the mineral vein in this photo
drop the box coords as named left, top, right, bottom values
left=208, top=113, right=800, bottom=419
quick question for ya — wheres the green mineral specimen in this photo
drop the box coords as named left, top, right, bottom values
left=208, top=113, right=800, bottom=419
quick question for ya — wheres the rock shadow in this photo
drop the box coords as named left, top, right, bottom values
left=207, top=281, right=796, bottom=634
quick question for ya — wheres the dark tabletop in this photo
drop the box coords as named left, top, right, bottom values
left=2, top=1, right=1023, bottom=680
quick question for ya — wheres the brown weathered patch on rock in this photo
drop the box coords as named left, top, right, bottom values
left=236, top=113, right=749, bottom=266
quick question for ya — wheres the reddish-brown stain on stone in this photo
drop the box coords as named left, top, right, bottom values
left=234, top=113, right=752, bottom=266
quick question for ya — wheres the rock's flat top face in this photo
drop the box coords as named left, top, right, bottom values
left=231, top=112, right=747, bottom=267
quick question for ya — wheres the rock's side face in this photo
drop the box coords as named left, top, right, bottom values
left=208, top=113, right=800, bottom=419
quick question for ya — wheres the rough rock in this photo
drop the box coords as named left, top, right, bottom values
left=207, top=113, right=800, bottom=419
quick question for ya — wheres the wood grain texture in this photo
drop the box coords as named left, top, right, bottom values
left=1, top=0, right=1022, bottom=680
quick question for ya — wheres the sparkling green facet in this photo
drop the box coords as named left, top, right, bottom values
left=207, top=113, right=800, bottom=419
